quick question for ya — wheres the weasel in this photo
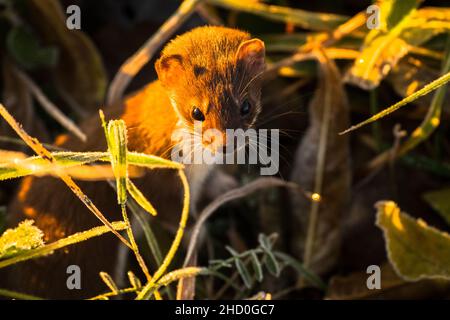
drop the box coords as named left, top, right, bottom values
left=2, top=26, right=265, bottom=299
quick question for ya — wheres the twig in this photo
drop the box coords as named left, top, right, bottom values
left=13, top=68, right=87, bottom=142
left=107, top=0, right=203, bottom=105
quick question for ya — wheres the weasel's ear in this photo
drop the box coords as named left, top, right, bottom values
left=155, top=54, right=184, bottom=87
left=235, top=38, right=265, bottom=74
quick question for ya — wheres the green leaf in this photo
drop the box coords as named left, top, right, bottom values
left=235, top=258, right=252, bottom=289
left=127, top=179, right=157, bottom=216
left=258, top=234, right=280, bottom=276
left=376, top=200, right=450, bottom=281
left=250, top=251, right=263, bottom=282
left=423, top=188, right=450, bottom=226
left=262, top=249, right=280, bottom=277
left=378, top=0, right=421, bottom=31
left=6, top=27, right=58, bottom=70
left=257, top=233, right=272, bottom=251
left=126, top=152, right=183, bottom=170
left=226, top=246, right=252, bottom=288
left=0, top=220, right=44, bottom=259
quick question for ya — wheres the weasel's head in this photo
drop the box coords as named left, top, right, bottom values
left=155, top=26, right=265, bottom=152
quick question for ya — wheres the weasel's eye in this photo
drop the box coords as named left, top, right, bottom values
left=192, top=107, right=205, bottom=121
left=240, top=99, right=251, bottom=116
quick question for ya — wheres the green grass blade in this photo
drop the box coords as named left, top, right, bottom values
left=127, top=178, right=157, bottom=216
left=399, top=34, right=450, bottom=154
left=341, top=69, right=450, bottom=134
left=0, top=152, right=107, bottom=180
left=126, top=152, right=183, bottom=169
left=0, top=150, right=182, bottom=181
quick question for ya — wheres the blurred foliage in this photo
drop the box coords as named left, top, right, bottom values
left=1, top=0, right=107, bottom=114
left=6, top=26, right=58, bottom=69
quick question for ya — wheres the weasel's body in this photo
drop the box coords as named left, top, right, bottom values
left=3, top=26, right=265, bottom=299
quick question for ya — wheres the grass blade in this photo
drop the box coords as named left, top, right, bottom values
left=127, top=179, right=157, bottom=216
left=399, top=34, right=450, bottom=154
left=340, top=70, right=450, bottom=134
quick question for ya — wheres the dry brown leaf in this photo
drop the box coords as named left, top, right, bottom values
left=290, top=53, right=351, bottom=275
